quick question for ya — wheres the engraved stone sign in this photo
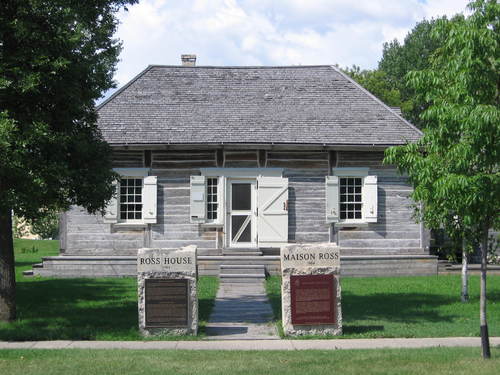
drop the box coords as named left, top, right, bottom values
left=137, top=246, right=198, bottom=336
left=145, top=279, right=188, bottom=328
left=281, top=243, right=342, bottom=336
left=290, top=274, right=336, bottom=325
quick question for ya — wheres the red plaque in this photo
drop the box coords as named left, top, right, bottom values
left=290, top=274, right=336, bottom=325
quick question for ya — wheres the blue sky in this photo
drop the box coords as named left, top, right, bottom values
left=103, top=0, right=470, bottom=100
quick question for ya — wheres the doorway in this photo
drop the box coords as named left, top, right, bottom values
left=227, top=179, right=256, bottom=248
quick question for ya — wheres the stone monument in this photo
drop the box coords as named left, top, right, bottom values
left=137, top=245, right=198, bottom=336
left=281, top=243, right=342, bottom=336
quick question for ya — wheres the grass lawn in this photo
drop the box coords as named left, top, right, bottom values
left=0, top=239, right=218, bottom=341
left=266, top=274, right=500, bottom=339
left=0, top=347, right=499, bottom=374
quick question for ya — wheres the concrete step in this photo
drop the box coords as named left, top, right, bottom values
left=221, top=248, right=263, bottom=256
left=220, top=265, right=266, bottom=275
left=219, top=274, right=266, bottom=283
left=22, top=270, right=34, bottom=277
left=221, top=251, right=263, bottom=256
left=33, top=263, right=44, bottom=268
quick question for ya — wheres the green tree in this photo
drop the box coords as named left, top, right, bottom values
left=379, top=17, right=450, bottom=126
left=30, top=210, right=60, bottom=240
left=384, top=0, right=499, bottom=358
left=0, top=0, right=136, bottom=322
left=341, top=65, right=402, bottom=107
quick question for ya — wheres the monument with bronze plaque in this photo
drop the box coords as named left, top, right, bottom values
left=137, top=245, right=198, bottom=336
left=281, top=243, right=342, bottom=336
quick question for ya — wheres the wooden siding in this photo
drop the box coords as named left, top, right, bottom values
left=111, top=150, right=144, bottom=168
left=224, top=150, right=258, bottom=168
left=65, top=206, right=145, bottom=256
left=150, top=177, right=216, bottom=252
left=63, top=149, right=424, bottom=257
left=336, top=151, right=423, bottom=255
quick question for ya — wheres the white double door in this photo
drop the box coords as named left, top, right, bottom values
left=226, top=177, right=288, bottom=249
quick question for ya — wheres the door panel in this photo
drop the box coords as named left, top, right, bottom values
left=257, top=176, right=289, bottom=247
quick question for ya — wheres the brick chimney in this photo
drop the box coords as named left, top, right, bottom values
left=181, top=54, right=196, bottom=67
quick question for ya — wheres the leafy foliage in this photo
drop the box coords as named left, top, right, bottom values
left=384, top=0, right=500, bottom=247
left=378, top=17, right=450, bottom=126
left=341, top=65, right=402, bottom=107
left=12, top=212, right=59, bottom=240
left=0, top=0, right=137, bottom=322
left=0, top=0, right=138, bottom=220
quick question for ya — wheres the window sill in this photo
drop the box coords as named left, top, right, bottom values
left=335, top=222, right=369, bottom=228
left=200, top=222, right=224, bottom=229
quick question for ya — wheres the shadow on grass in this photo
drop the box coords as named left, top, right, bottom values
left=1, top=276, right=218, bottom=341
left=342, top=291, right=458, bottom=324
left=0, top=278, right=139, bottom=341
left=266, top=276, right=500, bottom=337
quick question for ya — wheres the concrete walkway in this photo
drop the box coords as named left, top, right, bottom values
left=204, top=282, right=278, bottom=340
left=1, top=337, right=499, bottom=350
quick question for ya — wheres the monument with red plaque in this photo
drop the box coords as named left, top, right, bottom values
left=281, top=243, right=341, bottom=336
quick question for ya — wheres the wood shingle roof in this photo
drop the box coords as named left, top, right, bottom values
left=97, top=65, right=421, bottom=146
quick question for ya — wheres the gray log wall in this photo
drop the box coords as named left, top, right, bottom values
left=62, top=148, right=427, bottom=257
left=335, top=151, right=425, bottom=255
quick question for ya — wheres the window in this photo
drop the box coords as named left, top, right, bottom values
left=119, top=178, right=143, bottom=221
left=103, top=168, right=157, bottom=225
left=340, top=177, right=362, bottom=220
left=325, top=168, right=378, bottom=224
left=206, top=177, right=219, bottom=221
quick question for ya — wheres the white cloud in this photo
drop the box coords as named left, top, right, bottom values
left=109, top=0, right=470, bottom=91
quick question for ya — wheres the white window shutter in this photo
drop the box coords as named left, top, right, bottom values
left=103, top=180, right=119, bottom=223
left=190, top=175, right=206, bottom=223
left=325, top=176, right=340, bottom=223
left=142, top=175, right=157, bottom=224
left=363, top=175, right=378, bottom=222
left=257, top=176, right=289, bottom=247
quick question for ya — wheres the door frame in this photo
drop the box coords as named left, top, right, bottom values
left=225, top=178, right=257, bottom=248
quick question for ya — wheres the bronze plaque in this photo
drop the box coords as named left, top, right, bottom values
left=290, top=274, right=336, bottom=325
left=145, top=279, right=188, bottom=328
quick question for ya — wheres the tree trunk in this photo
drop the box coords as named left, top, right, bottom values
left=479, top=224, right=490, bottom=359
left=461, top=240, right=469, bottom=303
left=0, top=209, right=16, bottom=322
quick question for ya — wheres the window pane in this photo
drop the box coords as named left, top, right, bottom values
left=206, top=178, right=218, bottom=221
left=339, top=177, right=363, bottom=220
left=232, top=183, right=251, bottom=210
left=119, top=178, right=143, bottom=221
